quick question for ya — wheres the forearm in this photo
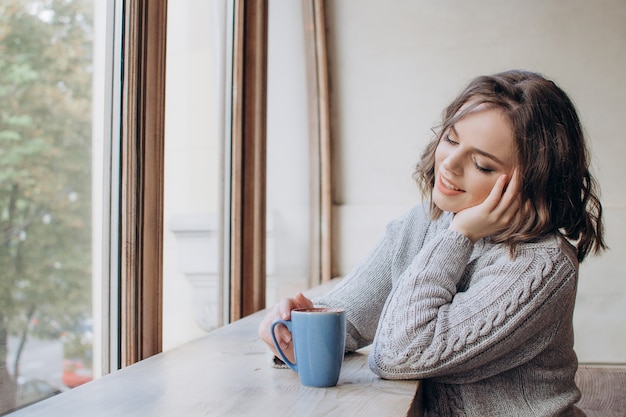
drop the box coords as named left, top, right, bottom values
left=314, top=240, right=394, bottom=351
left=370, top=229, right=472, bottom=376
left=314, top=213, right=412, bottom=351
left=369, top=231, right=577, bottom=381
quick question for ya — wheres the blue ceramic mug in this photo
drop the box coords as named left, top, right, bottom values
left=271, top=307, right=346, bottom=387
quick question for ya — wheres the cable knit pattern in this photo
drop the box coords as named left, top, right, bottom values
left=315, top=203, right=586, bottom=417
left=428, top=253, right=550, bottom=365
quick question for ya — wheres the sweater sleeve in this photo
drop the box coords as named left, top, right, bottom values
left=313, top=223, right=397, bottom=351
left=369, top=229, right=578, bottom=382
left=314, top=206, right=433, bottom=351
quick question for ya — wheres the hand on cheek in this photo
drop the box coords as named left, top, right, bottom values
left=449, top=170, right=521, bottom=242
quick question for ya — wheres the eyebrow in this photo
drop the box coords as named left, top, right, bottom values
left=449, top=125, right=506, bottom=166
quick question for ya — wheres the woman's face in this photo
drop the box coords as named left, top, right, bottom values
left=433, top=104, right=517, bottom=214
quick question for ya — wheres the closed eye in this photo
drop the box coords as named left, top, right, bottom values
left=472, top=157, right=494, bottom=173
left=443, top=134, right=458, bottom=145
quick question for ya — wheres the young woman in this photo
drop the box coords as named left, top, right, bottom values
left=259, top=70, right=606, bottom=416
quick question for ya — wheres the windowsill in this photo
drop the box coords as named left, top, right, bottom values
left=11, top=279, right=421, bottom=417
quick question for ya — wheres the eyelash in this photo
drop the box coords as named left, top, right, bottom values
left=443, top=134, right=494, bottom=173
left=472, top=158, right=493, bottom=173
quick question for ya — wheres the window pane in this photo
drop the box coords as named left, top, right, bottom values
left=163, top=0, right=225, bottom=349
left=0, top=0, right=106, bottom=412
left=266, top=0, right=314, bottom=306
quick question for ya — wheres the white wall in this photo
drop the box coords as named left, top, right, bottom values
left=326, top=0, right=626, bottom=363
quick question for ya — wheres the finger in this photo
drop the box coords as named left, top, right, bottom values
left=278, top=297, right=299, bottom=320
left=272, top=323, right=293, bottom=350
left=496, top=169, right=520, bottom=212
left=258, top=306, right=280, bottom=343
left=509, top=168, right=520, bottom=190
left=502, top=169, right=520, bottom=198
left=294, top=293, right=314, bottom=309
left=483, top=174, right=509, bottom=210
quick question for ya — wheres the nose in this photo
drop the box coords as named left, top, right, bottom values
left=442, top=149, right=463, bottom=175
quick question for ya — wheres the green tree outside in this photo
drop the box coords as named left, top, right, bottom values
left=0, top=0, right=93, bottom=411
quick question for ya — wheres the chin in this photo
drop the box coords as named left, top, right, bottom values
left=432, top=195, right=466, bottom=214
left=432, top=194, right=454, bottom=213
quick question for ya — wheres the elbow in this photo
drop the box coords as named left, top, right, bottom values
left=368, top=355, right=392, bottom=379
left=368, top=339, right=431, bottom=380
left=368, top=349, right=411, bottom=380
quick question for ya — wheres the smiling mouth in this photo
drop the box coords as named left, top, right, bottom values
left=441, top=176, right=463, bottom=192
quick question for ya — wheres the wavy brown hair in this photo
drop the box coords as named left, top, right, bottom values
left=414, top=70, right=606, bottom=262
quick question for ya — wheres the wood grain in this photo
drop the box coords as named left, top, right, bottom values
left=120, top=0, right=167, bottom=366
left=230, top=0, right=269, bottom=321
left=575, top=365, right=626, bottom=417
left=13, top=280, right=420, bottom=417
left=311, top=0, right=334, bottom=283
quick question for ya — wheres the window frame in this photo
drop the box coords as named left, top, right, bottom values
left=308, top=0, right=333, bottom=283
left=228, top=0, right=269, bottom=321
left=119, top=0, right=168, bottom=366
left=115, top=0, right=333, bottom=366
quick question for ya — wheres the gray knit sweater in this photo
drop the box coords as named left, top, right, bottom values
left=315, top=203, right=585, bottom=416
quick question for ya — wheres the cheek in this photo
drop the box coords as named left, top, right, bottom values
left=472, top=176, right=498, bottom=201
left=434, top=144, right=446, bottom=169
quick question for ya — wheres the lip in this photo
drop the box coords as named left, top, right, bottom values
left=436, top=173, right=465, bottom=196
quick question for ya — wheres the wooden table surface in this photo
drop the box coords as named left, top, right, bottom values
left=12, top=282, right=421, bottom=417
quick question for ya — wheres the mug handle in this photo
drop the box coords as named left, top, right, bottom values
left=270, top=319, right=297, bottom=372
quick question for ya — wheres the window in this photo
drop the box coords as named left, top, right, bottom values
left=162, top=0, right=226, bottom=348
left=1, top=0, right=330, bottom=411
left=0, top=0, right=105, bottom=412
left=163, top=0, right=334, bottom=344
left=265, top=0, right=332, bottom=306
